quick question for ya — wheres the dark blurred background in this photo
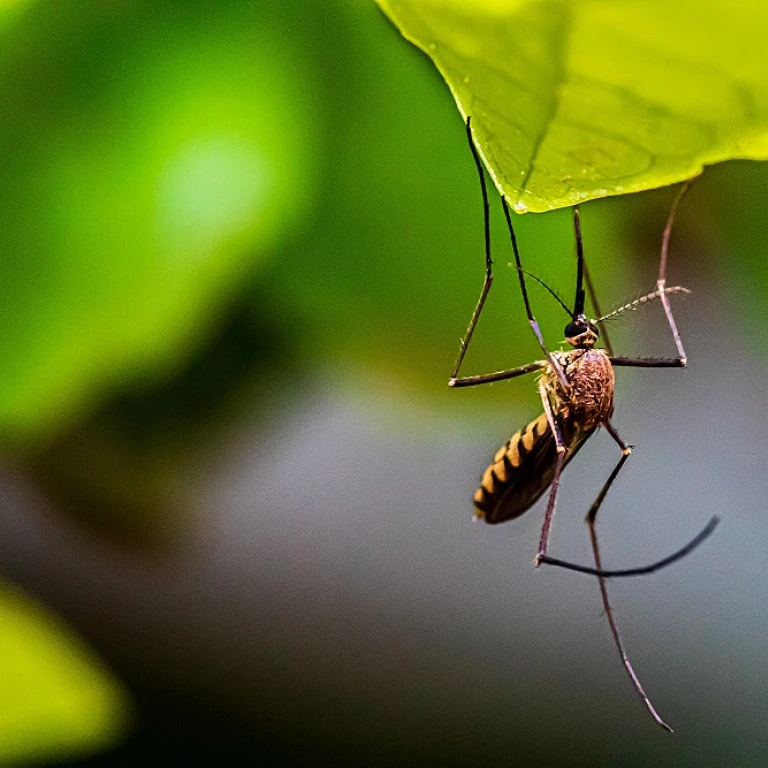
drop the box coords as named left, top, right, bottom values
left=1, top=1, right=767, bottom=765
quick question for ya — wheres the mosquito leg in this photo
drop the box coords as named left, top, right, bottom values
left=449, top=117, right=495, bottom=384
left=611, top=356, right=686, bottom=368
left=449, top=361, right=545, bottom=388
left=588, top=505, right=673, bottom=732
left=563, top=421, right=673, bottom=731
left=575, top=206, right=615, bottom=357
left=606, top=185, right=693, bottom=368
left=589, top=420, right=632, bottom=524
left=656, top=182, right=692, bottom=366
left=534, top=380, right=567, bottom=565
left=502, top=197, right=569, bottom=392
left=584, top=261, right=614, bottom=357
left=583, top=423, right=673, bottom=731
left=572, top=206, right=587, bottom=318
left=537, top=423, right=718, bottom=576
left=537, top=419, right=632, bottom=571
left=450, top=118, right=554, bottom=389
left=540, top=516, right=719, bottom=577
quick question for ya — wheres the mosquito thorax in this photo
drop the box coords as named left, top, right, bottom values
left=564, top=314, right=598, bottom=349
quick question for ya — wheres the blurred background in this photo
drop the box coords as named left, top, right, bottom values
left=1, top=1, right=767, bottom=765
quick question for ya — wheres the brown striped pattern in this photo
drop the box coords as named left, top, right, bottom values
left=473, top=413, right=593, bottom=524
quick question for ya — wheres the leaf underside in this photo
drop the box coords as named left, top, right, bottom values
left=377, top=0, right=768, bottom=212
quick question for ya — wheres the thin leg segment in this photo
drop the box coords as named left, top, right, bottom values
left=449, top=361, right=545, bottom=388
left=587, top=423, right=672, bottom=732
left=538, top=417, right=715, bottom=729
left=538, top=419, right=718, bottom=577
left=588, top=502, right=674, bottom=733
left=502, top=198, right=569, bottom=392
left=538, top=420, right=632, bottom=571
left=656, top=181, right=691, bottom=366
left=572, top=206, right=586, bottom=317
left=610, top=183, right=692, bottom=369
left=450, top=118, right=553, bottom=389
left=534, top=380, right=567, bottom=566
left=550, top=420, right=672, bottom=732
left=539, top=517, right=719, bottom=577
left=450, top=117, right=494, bottom=385
left=574, top=206, right=615, bottom=357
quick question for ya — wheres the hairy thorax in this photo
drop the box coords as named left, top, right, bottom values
left=543, top=349, right=615, bottom=431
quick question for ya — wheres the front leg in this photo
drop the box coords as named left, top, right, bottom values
left=534, top=379, right=567, bottom=566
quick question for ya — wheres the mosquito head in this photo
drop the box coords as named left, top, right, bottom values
left=565, top=313, right=598, bottom=349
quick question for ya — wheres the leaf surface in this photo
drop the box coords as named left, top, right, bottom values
left=378, top=0, right=768, bottom=211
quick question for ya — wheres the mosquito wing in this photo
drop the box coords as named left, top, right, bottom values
left=473, top=412, right=594, bottom=524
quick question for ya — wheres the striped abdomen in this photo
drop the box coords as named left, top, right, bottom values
left=473, top=412, right=593, bottom=524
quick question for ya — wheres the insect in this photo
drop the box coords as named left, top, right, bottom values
left=451, top=117, right=718, bottom=732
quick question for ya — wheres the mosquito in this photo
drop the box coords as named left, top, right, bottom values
left=450, top=117, right=719, bottom=733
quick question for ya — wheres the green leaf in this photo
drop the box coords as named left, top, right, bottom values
left=0, top=583, right=130, bottom=763
left=377, top=0, right=768, bottom=212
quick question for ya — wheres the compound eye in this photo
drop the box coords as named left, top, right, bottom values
left=564, top=321, right=587, bottom=338
left=564, top=321, right=599, bottom=339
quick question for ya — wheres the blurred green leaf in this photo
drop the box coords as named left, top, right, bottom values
left=0, top=2, right=319, bottom=449
left=377, top=0, right=768, bottom=212
left=0, top=583, right=130, bottom=763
